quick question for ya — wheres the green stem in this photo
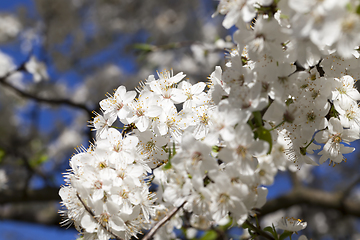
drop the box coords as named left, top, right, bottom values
left=244, top=220, right=275, bottom=240
left=269, top=120, right=285, bottom=131
left=111, top=126, right=124, bottom=130
left=304, top=138, right=315, bottom=149
left=255, top=215, right=260, bottom=229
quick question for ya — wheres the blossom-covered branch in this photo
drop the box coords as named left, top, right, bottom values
left=58, top=0, right=360, bottom=239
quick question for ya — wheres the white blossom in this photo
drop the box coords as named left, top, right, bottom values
left=277, top=217, right=307, bottom=232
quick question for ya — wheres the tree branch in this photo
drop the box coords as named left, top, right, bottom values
left=260, top=187, right=360, bottom=217
left=0, top=201, right=61, bottom=225
left=0, top=76, right=92, bottom=115
left=0, top=187, right=60, bottom=204
left=142, top=201, right=187, bottom=240
left=0, top=65, right=94, bottom=141
left=340, top=176, right=360, bottom=201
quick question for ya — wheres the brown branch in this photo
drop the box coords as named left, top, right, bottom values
left=0, top=187, right=60, bottom=204
left=0, top=65, right=94, bottom=141
left=0, top=76, right=91, bottom=114
left=260, top=187, right=360, bottom=217
left=0, top=201, right=61, bottom=225
left=142, top=201, right=187, bottom=240
left=132, top=41, right=228, bottom=54
left=340, top=176, right=360, bottom=201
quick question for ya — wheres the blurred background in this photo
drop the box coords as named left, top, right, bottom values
left=0, top=0, right=359, bottom=239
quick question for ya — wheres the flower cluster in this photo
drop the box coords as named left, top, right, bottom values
left=59, top=130, right=156, bottom=240
left=60, top=0, right=360, bottom=239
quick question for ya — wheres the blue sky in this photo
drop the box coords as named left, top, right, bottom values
left=0, top=0, right=80, bottom=239
left=0, top=221, right=78, bottom=240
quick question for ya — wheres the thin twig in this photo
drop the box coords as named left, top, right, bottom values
left=0, top=63, right=93, bottom=141
left=76, top=193, right=123, bottom=240
left=0, top=76, right=91, bottom=114
left=142, top=201, right=187, bottom=240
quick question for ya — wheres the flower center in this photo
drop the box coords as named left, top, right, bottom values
left=191, top=151, right=202, bottom=164
left=120, top=189, right=129, bottom=199
left=99, top=162, right=107, bottom=169
left=186, top=92, right=193, bottom=100
left=311, top=90, right=320, bottom=99
left=259, top=169, right=266, bottom=176
left=145, top=141, right=156, bottom=152
left=94, top=180, right=103, bottom=189
left=99, top=212, right=110, bottom=224
left=342, top=16, right=356, bottom=33
left=306, top=112, right=316, bottom=122
left=218, top=193, right=230, bottom=204
left=200, top=113, right=209, bottom=125
left=236, top=145, right=247, bottom=158
left=332, top=133, right=342, bottom=143
left=231, top=75, right=245, bottom=86
left=114, top=141, right=122, bottom=152
left=278, top=76, right=288, bottom=85
left=136, top=108, right=144, bottom=117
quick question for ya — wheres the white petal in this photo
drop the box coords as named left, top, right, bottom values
left=81, top=213, right=97, bottom=233
left=191, top=82, right=206, bottom=95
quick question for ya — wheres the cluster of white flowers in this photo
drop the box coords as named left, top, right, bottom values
left=60, top=0, right=360, bottom=239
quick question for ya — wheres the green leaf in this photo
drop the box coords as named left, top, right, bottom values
left=203, top=176, right=212, bottom=186
left=163, top=143, right=174, bottom=170
left=346, top=2, right=354, bottom=12
left=163, top=147, right=172, bottom=169
left=285, top=98, right=294, bottom=106
left=357, top=4, right=360, bottom=15
left=264, top=226, right=279, bottom=240
left=242, top=221, right=251, bottom=230
left=241, top=56, right=248, bottom=65
left=29, top=154, right=48, bottom=168
left=212, top=145, right=220, bottom=153
left=219, top=218, right=233, bottom=231
left=279, top=230, right=293, bottom=240
left=172, top=141, right=176, bottom=156
left=255, top=126, right=273, bottom=154
left=163, top=160, right=172, bottom=170
left=200, top=230, right=218, bottom=240
left=326, top=103, right=339, bottom=119
left=264, top=226, right=275, bottom=233
left=133, top=43, right=154, bottom=52
left=252, top=111, right=263, bottom=127
left=0, top=148, right=5, bottom=164
left=279, top=13, right=289, bottom=19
